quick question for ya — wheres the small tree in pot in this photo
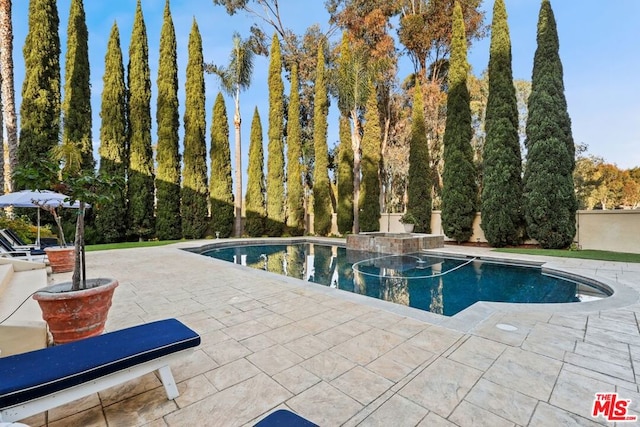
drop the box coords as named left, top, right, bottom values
left=13, top=159, right=76, bottom=272
left=15, top=150, right=122, bottom=344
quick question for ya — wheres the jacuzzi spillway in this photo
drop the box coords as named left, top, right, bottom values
left=346, top=232, right=445, bottom=255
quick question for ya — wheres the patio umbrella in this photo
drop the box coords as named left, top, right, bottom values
left=0, top=190, right=85, bottom=248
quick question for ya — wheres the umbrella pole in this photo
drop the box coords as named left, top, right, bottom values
left=37, top=208, right=41, bottom=249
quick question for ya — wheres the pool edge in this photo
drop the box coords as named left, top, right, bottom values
left=180, top=237, right=639, bottom=334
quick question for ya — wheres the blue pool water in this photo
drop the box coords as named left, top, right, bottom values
left=201, top=243, right=609, bottom=316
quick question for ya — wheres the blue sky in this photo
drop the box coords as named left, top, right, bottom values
left=10, top=0, right=640, bottom=171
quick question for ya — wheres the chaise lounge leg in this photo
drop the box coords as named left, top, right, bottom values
left=1, top=319, right=200, bottom=422
left=157, top=365, right=179, bottom=400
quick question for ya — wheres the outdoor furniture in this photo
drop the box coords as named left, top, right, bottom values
left=0, top=234, right=45, bottom=262
left=0, top=318, right=201, bottom=423
left=0, top=229, right=33, bottom=249
left=254, top=409, right=319, bottom=426
left=0, top=229, right=57, bottom=250
left=0, top=190, right=83, bottom=249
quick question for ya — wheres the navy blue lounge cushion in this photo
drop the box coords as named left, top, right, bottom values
left=0, top=318, right=200, bottom=408
left=254, top=409, right=319, bottom=427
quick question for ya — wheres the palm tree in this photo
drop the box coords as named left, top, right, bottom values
left=0, top=0, right=17, bottom=192
left=334, top=33, right=374, bottom=234
left=205, top=33, right=255, bottom=237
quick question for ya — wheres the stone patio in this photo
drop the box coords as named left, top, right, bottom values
left=18, top=239, right=640, bottom=426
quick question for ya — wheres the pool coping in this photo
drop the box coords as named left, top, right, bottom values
left=182, top=237, right=640, bottom=333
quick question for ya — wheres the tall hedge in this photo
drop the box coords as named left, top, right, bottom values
left=155, top=0, right=182, bottom=240
left=96, top=23, right=127, bottom=243
left=181, top=19, right=208, bottom=239
left=359, top=81, right=381, bottom=232
left=523, top=0, right=577, bottom=249
left=312, top=44, right=332, bottom=236
left=127, top=0, right=155, bottom=239
left=481, top=0, right=523, bottom=247
left=209, top=92, right=234, bottom=237
left=337, top=115, right=354, bottom=234
left=266, top=34, right=285, bottom=236
left=245, top=107, right=266, bottom=237
left=18, top=0, right=60, bottom=188
left=441, top=2, right=477, bottom=243
left=62, top=0, right=93, bottom=172
left=60, top=0, right=95, bottom=242
left=407, top=82, right=432, bottom=233
left=286, top=63, right=304, bottom=235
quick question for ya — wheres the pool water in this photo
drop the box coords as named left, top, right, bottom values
left=202, top=243, right=609, bottom=316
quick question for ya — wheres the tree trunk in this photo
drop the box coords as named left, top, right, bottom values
left=51, top=208, right=67, bottom=247
left=0, top=0, right=15, bottom=193
left=72, top=202, right=85, bottom=290
left=233, top=90, right=242, bottom=237
left=350, top=110, right=362, bottom=234
left=380, top=105, right=391, bottom=213
left=0, top=82, right=3, bottom=192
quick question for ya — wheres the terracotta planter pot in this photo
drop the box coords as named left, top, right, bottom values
left=33, top=278, right=119, bottom=344
left=44, top=246, right=75, bottom=273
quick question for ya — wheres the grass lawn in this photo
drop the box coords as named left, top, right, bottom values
left=85, top=240, right=182, bottom=252
left=493, top=248, right=640, bottom=263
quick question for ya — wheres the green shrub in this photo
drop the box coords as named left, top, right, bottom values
left=0, top=214, right=55, bottom=244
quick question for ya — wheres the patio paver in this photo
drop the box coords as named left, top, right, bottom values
left=17, top=240, right=640, bottom=426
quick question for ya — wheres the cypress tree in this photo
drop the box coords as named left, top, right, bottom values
left=181, top=19, right=208, bottom=239
left=523, top=0, right=576, bottom=249
left=286, top=63, right=304, bottom=235
left=312, top=44, right=332, bottom=236
left=481, top=0, right=523, bottom=247
left=245, top=107, right=266, bottom=237
left=60, top=0, right=95, bottom=244
left=96, top=23, right=127, bottom=243
left=337, top=115, right=354, bottom=234
left=441, top=2, right=477, bottom=243
left=62, top=0, right=93, bottom=172
left=18, top=0, right=60, bottom=187
left=266, top=34, right=285, bottom=236
left=155, top=0, right=182, bottom=241
left=407, top=82, right=432, bottom=233
left=359, top=80, right=381, bottom=232
left=127, top=0, right=155, bottom=239
left=210, top=92, right=234, bottom=238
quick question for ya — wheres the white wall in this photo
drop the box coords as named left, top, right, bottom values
left=378, top=210, right=640, bottom=254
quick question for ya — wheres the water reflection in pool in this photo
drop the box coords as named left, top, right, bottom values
left=202, top=243, right=608, bottom=316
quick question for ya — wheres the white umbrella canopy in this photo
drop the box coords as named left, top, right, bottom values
left=0, top=190, right=86, bottom=248
left=0, top=190, right=80, bottom=209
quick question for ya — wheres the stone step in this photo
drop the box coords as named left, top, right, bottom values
left=0, top=263, right=15, bottom=299
left=0, top=260, right=49, bottom=357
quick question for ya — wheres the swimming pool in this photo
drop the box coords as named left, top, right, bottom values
left=200, top=242, right=610, bottom=316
